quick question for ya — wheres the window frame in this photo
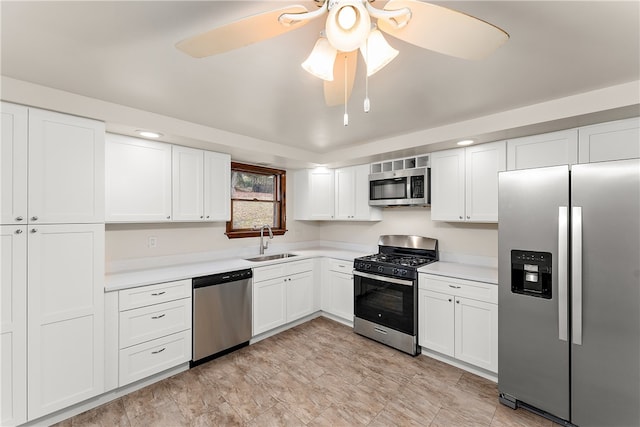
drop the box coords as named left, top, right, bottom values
left=225, top=162, right=287, bottom=239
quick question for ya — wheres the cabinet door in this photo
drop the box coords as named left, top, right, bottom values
left=578, top=117, right=640, bottom=163
left=507, top=129, right=578, bottom=170
left=204, top=151, right=231, bottom=221
left=310, top=169, right=335, bottom=220
left=105, top=134, right=172, bottom=222
left=253, top=278, right=286, bottom=335
left=465, top=141, right=506, bottom=222
left=454, top=297, right=498, bottom=372
left=172, top=146, right=204, bottom=221
left=27, top=224, right=104, bottom=419
left=431, top=148, right=465, bottom=221
left=418, top=289, right=454, bottom=357
left=353, top=164, right=381, bottom=221
left=286, top=271, right=314, bottom=322
left=328, top=270, right=353, bottom=321
left=0, top=226, right=27, bottom=426
left=334, top=167, right=356, bottom=220
left=1, top=102, right=28, bottom=225
left=28, top=108, right=105, bottom=224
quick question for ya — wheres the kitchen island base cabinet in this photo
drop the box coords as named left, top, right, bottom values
left=252, top=260, right=314, bottom=336
left=418, top=274, right=498, bottom=373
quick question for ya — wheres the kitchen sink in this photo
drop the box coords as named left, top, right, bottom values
left=245, top=253, right=298, bottom=262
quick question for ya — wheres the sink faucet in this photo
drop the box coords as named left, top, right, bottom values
left=256, top=224, right=273, bottom=254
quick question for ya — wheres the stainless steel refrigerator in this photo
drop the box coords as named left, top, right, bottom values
left=498, top=158, right=639, bottom=426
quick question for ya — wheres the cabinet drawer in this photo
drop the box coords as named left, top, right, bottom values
left=329, top=259, right=353, bottom=274
left=253, top=259, right=313, bottom=282
left=420, top=275, right=497, bottom=304
left=119, top=330, right=191, bottom=386
left=119, top=279, right=191, bottom=310
left=119, top=298, right=191, bottom=349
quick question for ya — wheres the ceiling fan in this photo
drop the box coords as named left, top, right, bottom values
left=176, top=0, right=508, bottom=122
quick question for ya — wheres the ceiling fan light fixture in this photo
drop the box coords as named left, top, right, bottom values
left=325, top=0, right=370, bottom=52
left=302, top=37, right=338, bottom=81
left=360, top=29, right=399, bottom=76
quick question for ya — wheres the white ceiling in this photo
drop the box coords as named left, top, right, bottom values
left=1, top=1, right=639, bottom=168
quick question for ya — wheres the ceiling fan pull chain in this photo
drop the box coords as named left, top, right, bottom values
left=343, top=54, right=349, bottom=126
left=364, top=36, right=371, bottom=113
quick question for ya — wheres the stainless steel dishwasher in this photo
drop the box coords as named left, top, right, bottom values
left=191, top=268, right=252, bottom=366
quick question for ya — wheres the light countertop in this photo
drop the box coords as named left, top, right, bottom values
left=105, top=247, right=369, bottom=292
left=418, top=261, right=498, bottom=285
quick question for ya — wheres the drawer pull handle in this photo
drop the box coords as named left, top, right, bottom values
left=151, top=314, right=166, bottom=319
left=448, top=285, right=461, bottom=289
left=151, top=291, right=166, bottom=296
left=151, top=347, right=166, bottom=354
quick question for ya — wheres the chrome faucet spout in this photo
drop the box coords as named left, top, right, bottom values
left=256, top=224, right=274, bottom=255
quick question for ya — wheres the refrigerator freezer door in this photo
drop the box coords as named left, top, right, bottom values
left=498, top=165, right=570, bottom=420
left=571, top=159, right=640, bottom=427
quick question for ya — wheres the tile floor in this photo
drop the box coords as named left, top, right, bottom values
left=54, top=317, right=557, bottom=426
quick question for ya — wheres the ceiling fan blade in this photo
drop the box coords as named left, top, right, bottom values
left=324, top=51, right=358, bottom=107
left=176, top=5, right=309, bottom=58
left=377, top=0, right=509, bottom=60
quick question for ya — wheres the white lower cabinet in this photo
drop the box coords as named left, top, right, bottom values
left=1, top=226, right=27, bottom=427
left=116, top=279, right=192, bottom=386
left=252, top=260, right=314, bottom=335
left=322, top=259, right=354, bottom=322
left=418, top=273, right=498, bottom=373
left=27, top=224, right=105, bottom=420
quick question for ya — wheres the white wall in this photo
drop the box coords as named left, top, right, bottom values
left=315, top=207, right=498, bottom=259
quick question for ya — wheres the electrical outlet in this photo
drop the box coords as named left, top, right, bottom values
left=148, top=236, right=157, bottom=248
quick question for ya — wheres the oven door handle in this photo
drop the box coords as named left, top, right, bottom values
left=352, top=270, right=414, bottom=287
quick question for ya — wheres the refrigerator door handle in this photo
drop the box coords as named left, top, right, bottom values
left=558, top=206, right=568, bottom=342
left=572, top=206, right=583, bottom=345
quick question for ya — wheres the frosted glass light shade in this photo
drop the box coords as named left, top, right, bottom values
left=301, top=38, right=338, bottom=81
left=360, top=29, right=399, bottom=76
left=325, top=0, right=370, bottom=52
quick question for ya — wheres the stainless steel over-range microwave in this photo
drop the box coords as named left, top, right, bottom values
left=368, top=168, right=430, bottom=207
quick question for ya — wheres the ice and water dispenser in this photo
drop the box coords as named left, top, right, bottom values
left=511, top=250, right=552, bottom=299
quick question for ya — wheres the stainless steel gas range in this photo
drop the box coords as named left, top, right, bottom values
left=353, top=235, right=439, bottom=355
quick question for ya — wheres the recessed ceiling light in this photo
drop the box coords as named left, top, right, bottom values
left=136, top=130, right=163, bottom=138
left=457, top=139, right=474, bottom=146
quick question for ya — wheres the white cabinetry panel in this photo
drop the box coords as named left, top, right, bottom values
left=27, top=224, right=104, bottom=419
left=0, top=226, right=27, bottom=427
left=172, top=145, right=205, bottom=221
left=204, top=151, right=231, bottom=221
left=431, top=148, right=465, bottom=221
left=1, top=102, right=28, bottom=225
left=419, top=289, right=454, bottom=357
left=119, top=298, right=191, bottom=349
left=507, top=129, right=578, bottom=170
left=105, top=134, right=172, bottom=222
left=578, top=117, right=639, bottom=163
left=28, top=108, right=105, bottom=224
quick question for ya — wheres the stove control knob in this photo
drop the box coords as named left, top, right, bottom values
left=365, top=263, right=371, bottom=270
left=401, top=269, right=408, bottom=276
left=393, top=268, right=399, bottom=275
left=377, top=266, right=384, bottom=273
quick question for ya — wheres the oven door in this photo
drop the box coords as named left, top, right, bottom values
left=353, top=271, right=416, bottom=335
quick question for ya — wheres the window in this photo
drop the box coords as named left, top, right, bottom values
left=226, top=162, right=287, bottom=238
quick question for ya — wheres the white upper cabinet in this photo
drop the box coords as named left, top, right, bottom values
left=173, top=147, right=230, bottom=222
left=431, top=148, right=465, bottom=222
left=106, top=134, right=172, bottom=222
left=578, top=117, right=640, bottom=163
left=294, top=168, right=335, bottom=220
left=172, top=146, right=205, bottom=221
left=507, top=129, right=578, bottom=170
left=431, top=141, right=506, bottom=222
left=335, top=164, right=382, bottom=221
left=1, top=103, right=28, bottom=225
left=106, top=135, right=230, bottom=223
left=1, top=103, right=104, bottom=225
left=28, top=108, right=105, bottom=224
left=204, top=150, right=231, bottom=222
left=295, top=165, right=381, bottom=221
